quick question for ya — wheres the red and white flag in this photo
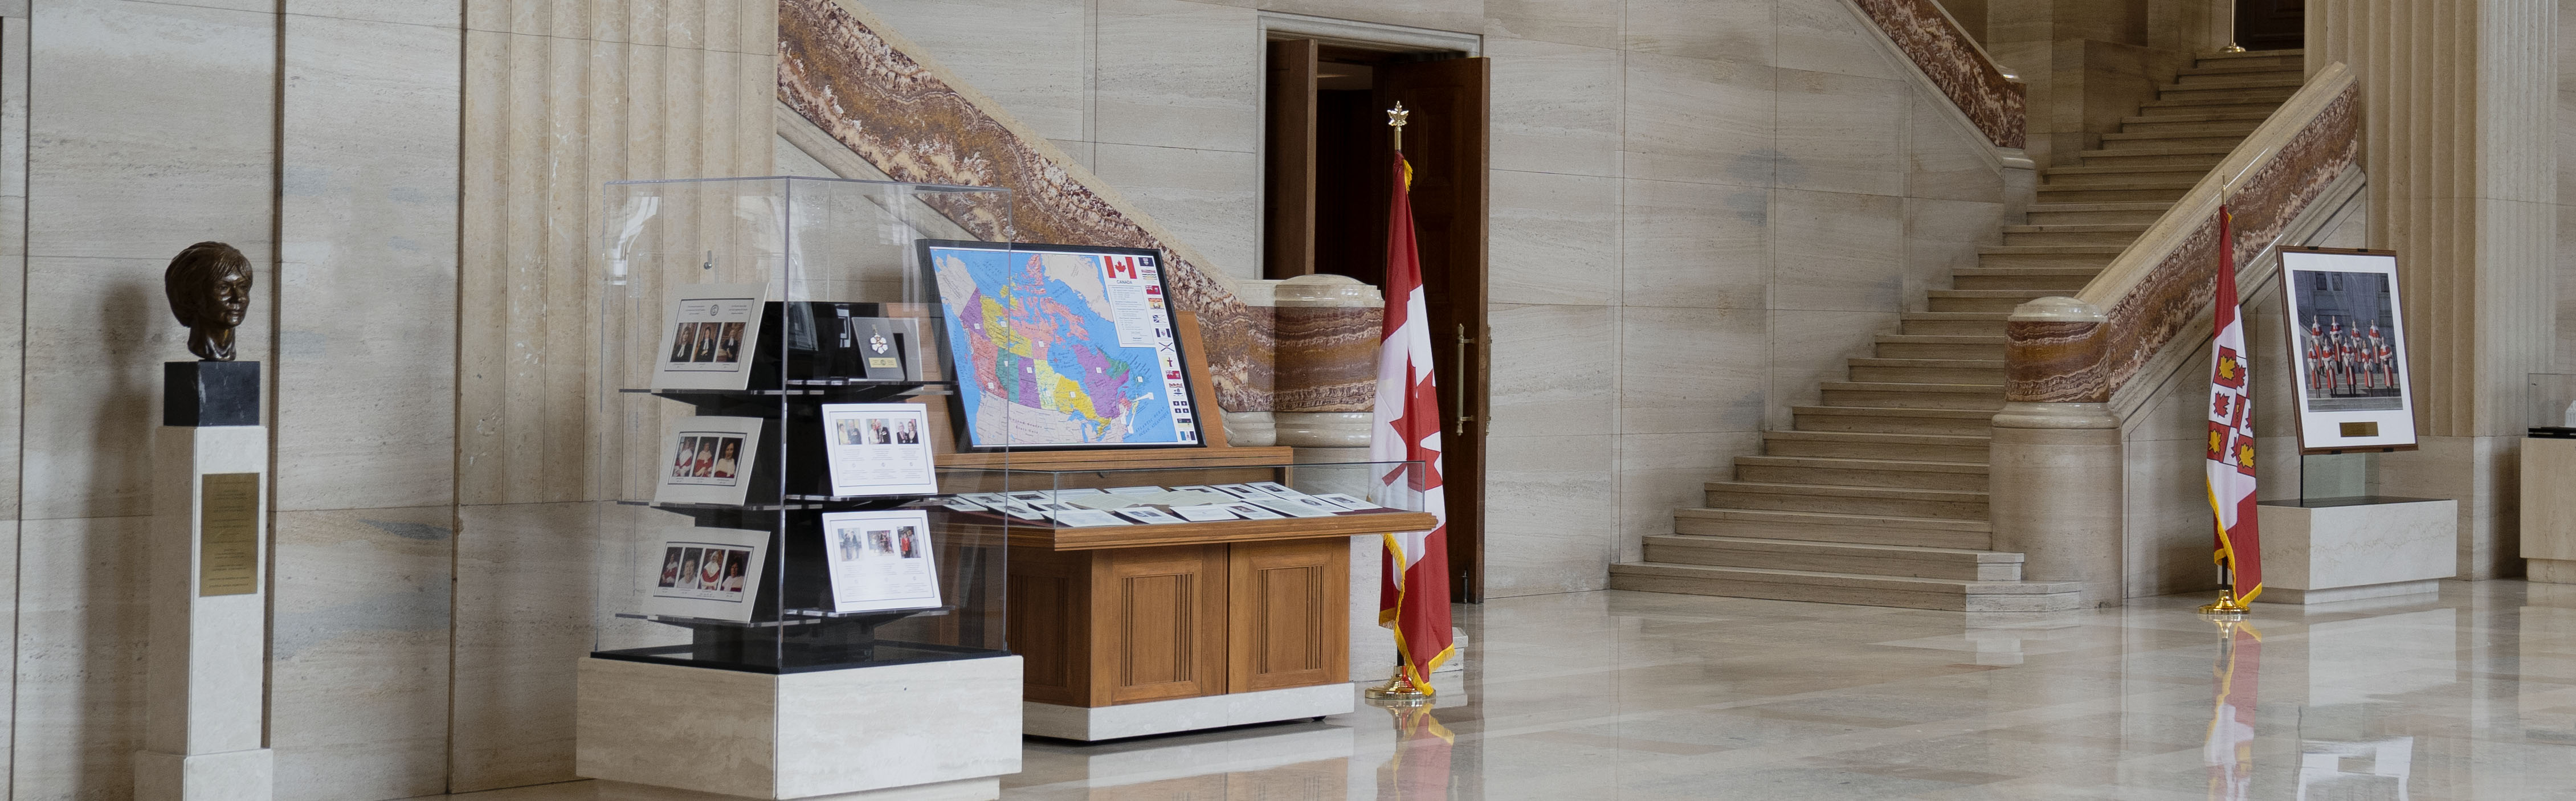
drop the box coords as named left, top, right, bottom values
left=2206, top=207, right=2262, bottom=603
left=1370, top=153, right=1455, bottom=693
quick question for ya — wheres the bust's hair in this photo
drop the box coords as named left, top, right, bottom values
left=165, top=241, right=251, bottom=327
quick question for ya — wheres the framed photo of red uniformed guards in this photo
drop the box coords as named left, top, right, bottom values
left=2278, top=247, right=2418, bottom=453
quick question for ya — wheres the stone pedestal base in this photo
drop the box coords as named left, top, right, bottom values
left=2522, top=437, right=2576, bottom=582
left=1023, top=683, right=1352, bottom=741
left=587, top=778, right=999, bottom=801
left=134, top=748, right=272, bottom=801
left=2256, top=497, right=2456, bottom=604
left=577, top=656, right=1020, bottom=800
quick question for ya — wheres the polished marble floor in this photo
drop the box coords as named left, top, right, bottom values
left=435, top=581, right=2576, bottom=799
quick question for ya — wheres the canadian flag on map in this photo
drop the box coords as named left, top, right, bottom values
left=1104, top=256, right=1138, bottom=279
left=1369, top=153, right=1454, bottom=693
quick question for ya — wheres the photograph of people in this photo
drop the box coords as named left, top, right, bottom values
left=836, top=529, right=863, bottom=561
left=691, top=321, right=721, bottom=362
left=896, top=526, right=919, bottom=559
left=715, top=321, right=745, bottom=364
left=668, top=322, right=699, bottom=363
left=698, top=549, right=725, bottom=588
left=835, top=418, right=866, bottom=445
left=691, top=439, right=718, bottom=477
left=869, top=531, right=895, bottom=554
left=896, top=419, right=918, bottom=444
left=722, top=550, right=748, bottom=593
left=676, top=547, right=704, bottom=590
left=671, top=437, right=700, bottom=478
left=711, top=438, right=740, bottom=480
left=871, top=419, right=892, bottom=444
left=658, top=547, right=683, bottom=588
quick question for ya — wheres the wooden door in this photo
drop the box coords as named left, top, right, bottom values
left=1227, top=539, right=1350, bottom=692
left=1263, top=39, right=1317, bottom=280
left=1377, top=58, right=1488, bottom=602
left=2234, top=0, right=2304, bottom=51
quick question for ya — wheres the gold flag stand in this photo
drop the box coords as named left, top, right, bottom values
left=1364, top=669, right=1431, bottom=707
left=2199, top=566, right=2250, bottom=618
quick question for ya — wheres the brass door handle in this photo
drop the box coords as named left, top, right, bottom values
left=1454, top=324, right=1473, bottom=436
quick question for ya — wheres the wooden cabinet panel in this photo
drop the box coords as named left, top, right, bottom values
left=1009, top=547, right=1090, bottom=705
left=1227, top=539, right=1349, bottom=693
left=1096, top=545, right=1229, bottom=705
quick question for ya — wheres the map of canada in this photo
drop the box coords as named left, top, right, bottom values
left=928, top=246, right=1199, bottom=448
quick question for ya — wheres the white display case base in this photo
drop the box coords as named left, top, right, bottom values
left=1024, top=683, right=1354, bottom=741
left=2256, top=497, right=2456, bottom=605
left=2522, top=438, right=2576, bottom=582
left=577, top=655, right=1020, bottom=800
left=588, top=778, right=999, bottom=801
left=134, top=747, right=273, bottom=801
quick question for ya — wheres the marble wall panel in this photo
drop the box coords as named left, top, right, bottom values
left=270, top=508, right=454, bottom=801
left=1483, top=0, right=1619, bottom=49
left=0, top=15, right=26, bottom=528
left=277, top=9, right=462, bottom=513
left=2121, top=436, right=2218, bottom=598
left=450, top=502, right=600, bottom=792
left=11, top=516, right=148, bottom=798
left=1774, top=68, right=1907, bottom=197
left=1483, top=303, right=1617, bottom=439
left=1626, top=0, right=1774, bottom=64
left=1622, top=52, right=1775, bottom=187
left=1618, top=432, right=1760, bottom=563
left=853, top=0, right=1093, bottom=143
left=1902, top=197, right=2003, bottom=304
left=1255, top=0, right=1484, bottom=34
left=1095, top=0, right=1260, bottom=153
left=1770, top=189, right=1907, bottom=312
left=1622, top=178, right=1770, bottom=310
left=1483, top=434, right=1617, bottom=596
left=1486, top=36, right=1624, bottom=178
left=1092, top=143, right=1259, bottom=280
left=1777, top=0, right=1903, bottom=80
left=1620, top=305, right=1767, bottom=435
left=1489, top=169, right=1619, bottom=306
left=1905, top=89, right=2007, bottom=202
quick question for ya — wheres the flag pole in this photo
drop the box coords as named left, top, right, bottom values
left=1365, top=99, right=1433, bottom=708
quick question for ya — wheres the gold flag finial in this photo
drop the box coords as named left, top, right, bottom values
left=1387, top=101, right=1410, bottom=151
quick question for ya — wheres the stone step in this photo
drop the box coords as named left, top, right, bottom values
left=2198, top=47, right=2303, bottom=60
left=1848, top=355, right=2005, bottom=384
left=2075, top=148, right=2230, bottom=168
left=2099, top=130, right=2260, bottom=150
left=1925, top=289, right=2056, bottom=314
left=1673, top=507, right=1994, bottom=549
left=2040, top=163, right=2219, bottom=186
left=1736, top=455, right=1990, bottom=492
left=2000, top=223, right=2151, bottom=247
left=1872, top=333, right=2007, bottom=360
left=1977, top=245, right=2124, bottom=268
left=2024, top=202, right=2175, bottom=225
left=2034, top=184, right=2190, bottom=203
left=2139, top=96, right=2291, bottom=116
left=2120, top=119, right=2260, bottom=136
left=1607, top=562, right=2085, bottom=612
left=2121, top=109, right=2275, bottom=129
left=2174, top=63, right=2310, bottom=82
left=1762, top=429, right=1992, bottom=461
left=1704, top=480, right=1989, bottom=518
left=1819, top=380, right=2007, bottom=411
left=1790, top=405, right=1997, bottom=436
left=1952, top=266, right=2100, bottom=292
left=1897, top=311, right=2008, bottom=337
left=2157, top=74, right=2303, bottom=93
left=1640, top=534, right=2020, bottom=581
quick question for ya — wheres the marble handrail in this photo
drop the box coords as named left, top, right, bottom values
left=2005, top=62, right=2360, bottom=404
left=1850, top=0, right=2027, bottom=149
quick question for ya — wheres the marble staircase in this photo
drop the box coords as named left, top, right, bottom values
left=1610, top=49, right=2308, bottom=611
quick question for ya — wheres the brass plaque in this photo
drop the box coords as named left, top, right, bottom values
left=199, top=472, right=261, bottom=596
left=2340, top=421, right=2380, bottom=438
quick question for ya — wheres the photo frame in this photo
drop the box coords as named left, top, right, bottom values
left=818, top=509, right=942, bottom=614
left=917, top=239, right=1206, bottom=451
left=819, top=403, right=938, bottom=497
left=2279, top=248, right=2419, bottom=453
left=652, top=416, right=766, bottom=506
left=641, top=526, right=771, bottom=623
left=650, top=283, right=769, bottom=391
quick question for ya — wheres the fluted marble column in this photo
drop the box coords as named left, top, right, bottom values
left=2307, top=0, right=2556, bottom=579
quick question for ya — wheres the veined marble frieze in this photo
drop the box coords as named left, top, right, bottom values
left=1850, top=0, right=2026, bottom=149
left=1274, top=305, right=1381, bottom=413
left=777, top=0, right=1274, bottom=411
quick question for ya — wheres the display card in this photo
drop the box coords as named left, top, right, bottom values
left=651, top=283, right=768, bottom=390
left=1211, top=484, right=1275, bottom=500
left=1251, top=498, right=1337, bottom=518
left=642, top=526, right=770, bottom=623
left=1050, top=508, right=1132, bottom=527
left=819, top=403, right=938, bottom=497
left=1105, top=485, right=1164, bottom=495
left=1221, top=502, right=1286, bottom=520
left=652, top=416, right=765, bottom=506
left=1312, top=493, right=1377, bottom=512
left=1169, top=505, right=1240, bottom=522
left=818, top=510, right=943, bottom=614
left=1116, top=508, right=1184, bottom=525
left=939, top=497, right=987, bottom=512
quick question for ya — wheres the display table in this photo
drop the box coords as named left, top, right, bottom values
left=2255, top=496, right=2456, bottom=603
left=2525, top=437, right=2576, bottom=583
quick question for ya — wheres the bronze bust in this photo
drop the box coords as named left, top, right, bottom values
left=164, top=242, right=252, bottom=361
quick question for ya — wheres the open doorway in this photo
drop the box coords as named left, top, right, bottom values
left=1264, top=36, right=1488, bottom=602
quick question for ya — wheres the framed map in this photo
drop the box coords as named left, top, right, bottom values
left=919, top=240, right=1205, bottom=449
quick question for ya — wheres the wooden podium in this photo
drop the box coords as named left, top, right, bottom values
left=928, top=313, right=1430, bottom=739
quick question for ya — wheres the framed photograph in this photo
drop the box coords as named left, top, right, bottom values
left=918, top=240, right=1206, bottom=450
left=651, top=283, right=769, bottom=391
left=818, top=510, right=942, bottom=614
left=652, top=416, right=765, bottom=506
left=2280, top=248, right=2419, bottom=453
left=642, top=527, right=770, bottom=623
left=819, top=403, right=938, bottom=497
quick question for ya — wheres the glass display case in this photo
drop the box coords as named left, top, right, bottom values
left=937, top=460, right=1430, bottom=536
left=592, top=177, right=1015, bottom=673
left=2533, top=373, right=2576, bottom=438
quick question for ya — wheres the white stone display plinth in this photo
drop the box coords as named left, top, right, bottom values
left=2522, top=437, right=2576, bottom=583
left=576, top=655, right=1021, bottom=800
left=139, top=423, right=273, bottom=801
left=1024, top=683, right=1353, bottom=741
left=2255, top=497, right=2456, bottom=604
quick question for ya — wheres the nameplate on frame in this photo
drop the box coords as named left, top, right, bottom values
left=199, top=472, right=261, bottom=596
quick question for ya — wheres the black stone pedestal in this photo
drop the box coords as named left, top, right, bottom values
left=164, top=361, right=260, bottom=427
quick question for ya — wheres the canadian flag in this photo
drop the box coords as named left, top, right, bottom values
left=1370, top=153, right=1455, bottom=693
left=1104, top=256, right=1138, bottom=280
left=2206, top=207, right=2261, bottom=603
